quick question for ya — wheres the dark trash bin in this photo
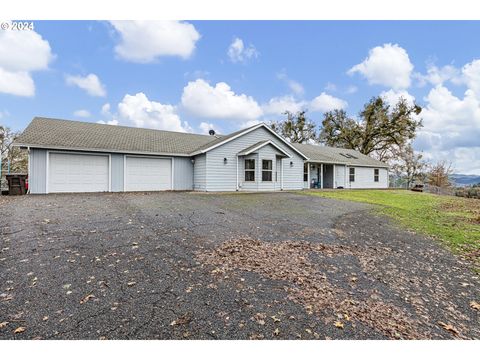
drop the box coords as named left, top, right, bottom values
left=6, top=174, right=28, bottom=195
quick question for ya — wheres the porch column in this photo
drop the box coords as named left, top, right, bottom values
left=333, top=164, right=336, bottom=188
left=307, top=162, right=310, bottom=189
left=320, top=163, right=323, bottom=189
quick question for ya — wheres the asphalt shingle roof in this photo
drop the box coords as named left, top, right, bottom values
left=292, top=143, right=388, bottom=168
left=14, top=117, right=222, bottom=155
left=14, top=117, right=388, bottom=168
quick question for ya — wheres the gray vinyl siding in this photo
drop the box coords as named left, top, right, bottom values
left=110, top=153, right=124, bottom=192
left=29, top=148, right=47, bottom=194
left=238, top=144, right=282, bottom=191
left=346, top=166, right=388, bottom=189
left=205, top=127, right=304, bottom=192
left=193, top=154, right=207, bottom=191
left=173, top=157, right=194, bottom=190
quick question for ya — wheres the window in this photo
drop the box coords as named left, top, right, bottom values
left=244, top=159, right=255, bottom=181
left=303, top=163, right=308, bottom=182
left=262, top=160, right=273, bottom=181
left=349, top=167, right=355, bottom=182
left=374, top=168, right=379, bottom=182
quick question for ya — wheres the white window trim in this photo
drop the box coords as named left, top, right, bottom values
left=244, top=158, right=256, bottom=182
left=46, top=150, right=111, bottom=194
left=261, top=159, right=273, bottom=182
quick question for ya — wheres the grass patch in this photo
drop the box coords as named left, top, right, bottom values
left=302, top=189, right=480, bottom=260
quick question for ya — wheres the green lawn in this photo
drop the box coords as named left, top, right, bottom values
left=302, top=189, right=480, bottom=261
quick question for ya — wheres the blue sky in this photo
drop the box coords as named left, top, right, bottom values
left=1, top=21, right=479, bottom=173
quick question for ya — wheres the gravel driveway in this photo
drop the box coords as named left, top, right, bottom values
left=0, top=192, right=479, bottom=339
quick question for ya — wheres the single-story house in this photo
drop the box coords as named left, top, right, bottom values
left=13, top=117, right=389, bottom=194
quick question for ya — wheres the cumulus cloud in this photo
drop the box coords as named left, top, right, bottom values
left=181, top=79, right=263, bottom=121
left=0, top=22, right=54, bottom=96
left=380, top=89, right=416, bottom=107
left=459, top=59, right=480, bottom=98
left=277, top=70, right=304, bottom=95
left=262, top=96, right=307, bottom=115
left=73, top=109, right=91, bottom=118
left=66, top=73, right=106, bottom=97
left=110, top=21, right=200, bottom=63
left=310, top=92, right=348, bottom=112
left=97, top=119, right=119, bottom=126
left=118, top=92, right=191, bottom=132
left=227, top=37, right=259, bottom=63
left=348, top=43, right=414, bottom=89
left=415, top=63, right=459, bottom=87
left=414, top=85, right=480, bottom=173
left=101, top=103, right=111, bottom=116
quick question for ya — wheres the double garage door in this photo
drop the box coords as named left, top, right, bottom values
left=47, top=152, right=172, bottom=193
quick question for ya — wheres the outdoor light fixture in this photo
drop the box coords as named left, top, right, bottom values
left=224, top=157, right=228, bottom=164
left=191, top=159, right=195, bottom=165
left=290, top=161, right=294, bottom=167
left=310, top=164, right=315, bottom=169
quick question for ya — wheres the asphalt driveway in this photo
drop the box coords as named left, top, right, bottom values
left=1, top=192, right=479, bottom=339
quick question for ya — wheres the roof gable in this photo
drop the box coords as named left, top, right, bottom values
left=237, top=140, right=292, bottom=158
left=191, top=123, right=308, bottom=159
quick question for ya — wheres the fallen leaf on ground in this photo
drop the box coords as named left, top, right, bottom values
left=80, top=294, right=95, bottom=304
left=271, top=315, right=281, bottom=323
left=0, top=321, right=9, bottom=328
left=170, top=313, right=192, bottom=326
left=438, top=322, right=459, bottom=336
left=42, top=316, right=48, bottom=321
left=334, top=321, right=344, bottom=329
left=273, top=328, right=280, bottom=336
left=127, top=281, right=136, bottom=287
left=470, top=301, right=480, bottom=310
left=13, top=327, right=26, bottom=334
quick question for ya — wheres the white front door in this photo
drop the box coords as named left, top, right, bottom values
left=48, top=152, right=109, bottom=193
left=275, top=158, right=282, bottom=190
left=125, top=156, right=172, bottom=191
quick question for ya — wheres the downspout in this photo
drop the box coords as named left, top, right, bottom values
left=27, top=146, right=31, bottom=194
left=281, top=159, right=284, bottom=190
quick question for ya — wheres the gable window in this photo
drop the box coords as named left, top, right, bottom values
left=304, top=163, right=308, bottom=182
left=245, top=159, right=255, bottom=181
left=349, top=167, right=355, bottom=182
left=374, top=168, right=379, bottom=182
left=262, top=160, right=273, bottom=182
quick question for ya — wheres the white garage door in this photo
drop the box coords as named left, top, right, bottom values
left=48, top=152, right=109, bottom=193
left=125, top=156, right=172, bottom=191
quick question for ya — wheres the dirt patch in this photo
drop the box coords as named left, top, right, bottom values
left=439, top=198, right=480, bottom=225
left=197, top=237, right=430, bottom=339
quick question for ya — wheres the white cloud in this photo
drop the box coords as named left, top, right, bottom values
left=118, top=92, right=191, bottom=132
left=346, top=85, right=358, bottom=94
left=110, top=21, right=200, bottom=63
left=262, top=96, right=307, bottom=115
left=97, top=119, right=119, bottom=126
left=380, top=89, right=416, bottom=107
left=277, top=70, right=304, bottom=95
left=310, top=92, right=348, bottom=112
left=414, top=85, right=480, bottom=173
left=199, top=122, right=222, bottom=135
left=460, top=59, right=480, bottom=98
left=0, top=22, right=54, bottom=96
left=415, top=64, right=459, bottom=87
left=348, top=43, right=413, bottom=90
left=181, top=79, right=263, bottom=121
left=65, top=73, right=106, bottom=97
left=73, top=109, right=91, bottom=118
left=227, top=37, right=259, bottom=63
left=101, top=103, right=111, bottom=116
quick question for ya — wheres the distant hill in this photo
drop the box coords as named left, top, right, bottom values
left=450, top=174, right=480, bottom=186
